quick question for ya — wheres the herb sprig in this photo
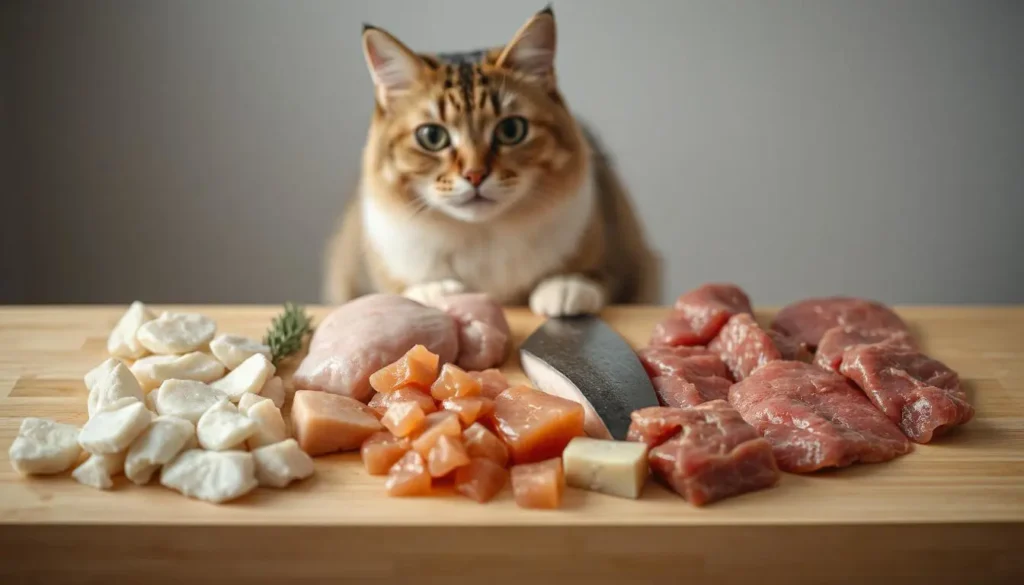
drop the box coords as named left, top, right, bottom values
left=264, top=302, right=314, bottom=366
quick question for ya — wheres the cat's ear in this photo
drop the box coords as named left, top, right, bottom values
left=362, top=24, right=426, bottom=108
left=496, top=6, right=557, bottom=83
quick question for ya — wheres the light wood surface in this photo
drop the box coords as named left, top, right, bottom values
left=0, top=304, right=1022, bottom=584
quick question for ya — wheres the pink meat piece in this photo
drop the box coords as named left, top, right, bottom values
left=728, top=361, right=911, bottom=473
left=839, top=345, right=973, bottom=443
left=815, top=326, right=918, bottom=372
left=293, top=294, right=459, bottom=402
left=649, top=283, right=753, bottom=347
left=766, top=330, right=812, bottom=363
left=627, top=401, right=779, bottom=506
left=708, top=314, right=783, bottom=380
left=428, top=293, right=510, bottom=371
left=469, top=368, right=510, bottom=399
left=636, top=346, right=732, bottom=407
left=771, top=297, right=909, bottom=349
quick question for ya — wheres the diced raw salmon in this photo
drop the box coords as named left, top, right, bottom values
left=291, top=390, right=383, bottom=456
left=368, top=388, right=437, bottom=416
left=385, top=451, right=432, bottom=496
left=442, top=396, right=495, bottom=427
left=462, top=422, right=509, bottom=467
left=430, top=363, right=482, bottom=400
left=381, top=401, right=427, bottom=437
left=493, top=386, right=585, bottom=464
left=455, top=457, right=509, bottom=503
left=511, top=458, right=564, bottom=509
left=361, top=432, right=411, bottom=475
left=369, top=345, right=440, bottom=394
left=470, top=369, right=510, bottom=399
left=411, top=411, right=463, bottom=458
left=427, top=434, right=471, bottom=477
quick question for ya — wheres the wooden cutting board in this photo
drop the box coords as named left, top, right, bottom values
left=0, top=305, right=1021, bottom=585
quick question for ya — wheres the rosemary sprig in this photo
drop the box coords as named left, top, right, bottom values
left=264, top=302, right=314, bottom=366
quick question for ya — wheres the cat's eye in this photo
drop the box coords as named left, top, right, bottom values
left=415, top=124, right=450, bottom=151
left=494, top=116, right=528, bottom=146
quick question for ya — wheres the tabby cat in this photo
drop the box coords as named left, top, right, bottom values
left=322, top=6, right=659, bottom=316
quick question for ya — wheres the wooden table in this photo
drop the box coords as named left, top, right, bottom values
left=0, top=305, right=1022, bottom=584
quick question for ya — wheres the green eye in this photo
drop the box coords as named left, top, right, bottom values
left=415, top=124, right=450, bottom=151
left=494, top=116, right=528, bottom=146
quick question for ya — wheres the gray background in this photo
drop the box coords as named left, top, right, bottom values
left=3, top=0, right=1022, bottom=306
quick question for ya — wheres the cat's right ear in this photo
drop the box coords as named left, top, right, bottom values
left=362, top=25, right=425, bottom=109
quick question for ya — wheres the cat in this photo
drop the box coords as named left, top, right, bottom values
left=322, top=6, right=660, bottom=316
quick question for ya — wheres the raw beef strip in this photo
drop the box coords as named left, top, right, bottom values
left=771, top=297, right=909, bottom=349
left=428, top=293, right=511, bottom=371
left=840, top=346, right=973, bottom=443
left=627, top=401, right=779, bottom=506
left=636, top=346, right=732, bottom=407
left=709, top=314, right=782, bottom=380
left=766, top=330, right=812, bottom=363
left=729, top=361, right=911, bottom=473
left=293, top=294, right=459, bottom=402
left=649, top=283, right=753, bottom=347
left=815, top=326, right=917, bottom=372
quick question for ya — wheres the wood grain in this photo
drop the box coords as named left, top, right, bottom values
left=0, top=304, right=1022, bottom=584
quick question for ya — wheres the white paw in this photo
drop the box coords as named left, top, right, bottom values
left=403, top=279, right=466, bottom=306
left=529, top=275, right=606, bottom=318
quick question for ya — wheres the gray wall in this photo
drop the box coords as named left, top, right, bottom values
left=4, top=0, right=1023, bottom=306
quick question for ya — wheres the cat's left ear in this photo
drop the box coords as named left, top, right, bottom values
left=362, top=25, right=426, bottom=108
left=496, top=6, right=557, bottom=84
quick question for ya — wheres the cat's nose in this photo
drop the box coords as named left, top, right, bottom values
left=463, top=168, right=490, bottom=187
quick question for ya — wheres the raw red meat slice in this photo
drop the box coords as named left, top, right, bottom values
left=636, top=346, right=732, bottom=407
left=470, top=369, right=510, bottom=399
left=628, top=401, right=779, bottom=506
left=455, top=457, right=508, bottom=503
left=815, top=326, right=918, bottom=372
left=649, top=283, right=753, bottom=347
left=729, top=361, right=911, bottom=472
left=650, top=376, right=705, bottom=409
left=709, top=314, right=782, bottom=380
left=766, top=330, right=812, bottom=363
left=839, top=346, right=973, bottom=443
left=492, top=386, right=585, bottom=464
left=771, top=297, right=909, bottom=349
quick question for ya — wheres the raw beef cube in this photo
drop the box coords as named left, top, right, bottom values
left=766, top=330, right=813, bottom=363
left=709, top=314, right=782, bottom=380
left=815, top=326, right=917, bottom=372
left=729, top=361, right=911, bottom=472
left=291, top=390, right=383, bottom=456
left=455, top=457, right=508, bottom=503
left=430, top=363, right=482, bottom=400
left=637, top=346, right=732, bottom=406
left=840, top=346, right=973, bottom=443
left=771, top=297, right=909, bottom=349
left=381, top=401, right=427, bottom=438
left=628, top=401, right=780, bottom=506
left=651, top=376, right=705, bottom=409
left=470, top=369, right=511, bottom=399
left=428, top=293, right=511, bottom=371
left=361, top=432, right=411, bottom=475
left=442, top=396, right=495, bottom=427
left=369, top=344, right=440, bottom=394
left=462, top=422, right=509, bottom=467
left=368, top=388, right=437, bottom=416
left=649, top=283, right=753, bottom=347
left=510, top=458, right=565, bottom=509
left=385, top=451, right=432, bottom=496
left=427, top=435, right=471, bottom=477
left=493, top=386, right=585, bottom=464
left=410, top=411, right=463, bottom=458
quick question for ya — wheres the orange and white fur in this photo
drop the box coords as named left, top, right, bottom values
left=322, top=7, right=659, bottom=316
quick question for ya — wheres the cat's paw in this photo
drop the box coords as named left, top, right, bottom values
left=529, top=275, right=606, bottom=318
left=403, top=279, right=467, bottom=306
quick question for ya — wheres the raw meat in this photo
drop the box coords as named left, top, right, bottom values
left=410, top=411, right=463, bottom=458
left=429, top=293, right=511, bottom=370
left=290, top=390, right=383, bottom=456
left=470, top=369, right=510, bottom=399
left=766, top=330, right=813, bottom=363
left=361, top=432, right=411, bottom=475
left=427, top=435, right=471, bottom=477
left=293, top=294, right=458, bottom=402
left=368, top=388, right=437, bottom=416
left=628, top=401, right=780, bottom=506
left=455, top=458, right=508, bottom=503
left=380, top=401, right=427, bottom=437
left=492, top=386, right=585, bottom=464
left=815, top=326, right=917, bottom=372
left=771, top=296, right=909, bottom=348
left=708, top=314, right=782, bottom=380
left=385, top=451, right=432, bottom=496
left=840, top=345, right=973, bottom=443
left=462, top=422, right=509, bottom=467
left=649, top=283, right=753, bottom=347
left=441, top=396, right=495, bottom=427
left=369, top=345, right=440, bottom=395
left=650, top=377, right=705, bottom=409
left=430, top=363, right=482, bottom=400
left=729, top=361, right=912, bottom=472
left=636, top=346, right=732, bottom=406
left=510, top=458, right=565, bottom=509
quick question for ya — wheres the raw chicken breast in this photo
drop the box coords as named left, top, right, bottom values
left=368, top=388, right=437, bottom=416
left=429, top=293, right=511, bottom=371
left=430, top=363, right=481, bottom=400
left=361, top=432, right=411, bottom=475
left=470, top=369, right=511, bottom=399
left=410, top=411, right=463, bottom=458
left=455, top=458, right=508, bottom=503
left=442, top=396, right=495, bottom=427
left=511, top=458, right=565, bottom=509
left=385, top=451, right=431, bottom=496
left=427, top=435, right=471, bottom=477
left=291, top=390, right=383, bottom=456
left=381, top=401, right=426, bottom=438
left=292, top=294, right=458, bottom=402
left=493, top=386, right=585, bottom=464
left=462, top=422, right=509, bottom=467
left=370, top=345, right=440, bottom=395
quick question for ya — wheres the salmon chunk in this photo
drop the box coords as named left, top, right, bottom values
left=385, top=451, right=431, bottom=496
left=369, top=345, right=440, bottom=394
left=511, top=458, right=565, bottom=509
left=427, top=435, right=471, bottom=477
left=411, top=411, right=463, bottom=458
left=493, top=386, right=585, bottom=464
left=462, top=422, right=509, bottom=467
left=470, top=369, right=510, bottom=399
left=381, top=401, right=427, bottom=438
left=361, top=432, right=411, bottom=475
left=430, top=363, right=482, bottom=401
left=455, top=458, right=509, bottom=503
left=291, top=390, right=383, bottom=456
left=442, top=396, right=495, bottom=427
left=368, top=388, right=437, bottom=416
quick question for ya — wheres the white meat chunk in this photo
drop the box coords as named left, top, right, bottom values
left=124, top=415, right=197, bottom=485
left=197, top=400, right=258, bottom=451
left=78, top=397, right=154, bottom=455
left=153, top=379, right=227, bottom=423
left=210, top=354, right=275, bottom=403
left=160, top=449, right=258, bottom=504
left=259, top=376, right=287, bottom=408
left=72, top=452, right=127, bottom=490
left=136, top=312, right=216, bottom=354
left=107, top=301, right=154, bottom=359
left=8, top=418, right=83, bottom=475
left=252, top=439, right=315, bottom=488
left=85, top=358, right=123, bottom=393
left=209, top=334, right=271, bottom=370
left=237, top=393, right=270, bottom=413
left=88, top=361, right=146, bottom=418
left=245, top=399, right=288, bottom=449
